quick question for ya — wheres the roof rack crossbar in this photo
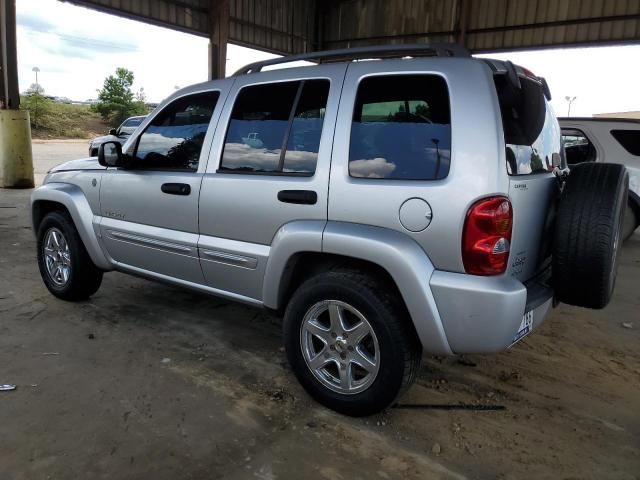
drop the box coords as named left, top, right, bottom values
left=233, top=43, right=470, bottom=76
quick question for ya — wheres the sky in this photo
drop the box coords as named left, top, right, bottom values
left=15, top=0, right=640, bottom=116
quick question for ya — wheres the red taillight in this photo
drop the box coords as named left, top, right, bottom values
left=462, top=196, right=513, bottom=276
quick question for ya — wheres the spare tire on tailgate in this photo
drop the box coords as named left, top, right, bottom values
left=553, top=163, right=629, bottom=309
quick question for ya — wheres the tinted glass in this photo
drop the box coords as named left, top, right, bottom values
left=349, top=75, right=451, bottom=180
left=284, top=80, right=329, bottom=173
left=561, top=128, right=596, bottom=165
left=132, top=91, right=219, bottom=171
left=495, top=75, right=562, bottom=175
left=220, top=80, right=329, bottom=175
left=611, top=129, right=640, bottom=156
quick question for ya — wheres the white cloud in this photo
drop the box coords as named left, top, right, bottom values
left=349, top=158, right=396, bottom=178
left=15, top=0, right=277, bottom=103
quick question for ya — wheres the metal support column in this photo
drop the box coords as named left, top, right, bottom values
left=208, top=0, right=229, bottom=80
left=1, top=0, right=20, bottom=109
left=0, top=0, right=34, bottom=188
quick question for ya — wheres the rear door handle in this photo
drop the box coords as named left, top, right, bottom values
left=277, top=190, right=317, bottom=205
left=161, top=183, right=191, bottom=196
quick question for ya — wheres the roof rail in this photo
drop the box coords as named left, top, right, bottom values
left=233, top=43, right=470, bottom=76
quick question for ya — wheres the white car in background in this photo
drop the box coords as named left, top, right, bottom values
left=560, top=117, right=640, bottom=239
left=89, top=115, right=147, bottom=157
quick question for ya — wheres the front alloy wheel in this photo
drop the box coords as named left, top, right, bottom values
left=43, top=227, right=72, bottom=287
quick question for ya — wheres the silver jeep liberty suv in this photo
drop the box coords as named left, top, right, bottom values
left=31, top=44, right=629, bottom=416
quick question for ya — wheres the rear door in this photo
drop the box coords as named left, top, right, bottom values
left=197, top=65, right=346, bottom=301
left=494, top=73, right=562, bottom=281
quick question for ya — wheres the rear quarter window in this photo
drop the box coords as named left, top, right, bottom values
left=348, top=75, right=451, bottom=180
left=610, top=129, right=640, bottom=156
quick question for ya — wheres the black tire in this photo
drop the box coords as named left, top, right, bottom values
left=37, top=211, right=103, bottom=301
left=283, top=270, right=421, bottom=416
left=622, top=201, right=638, bottom=241
left=553, top=163, right=629, bottom=309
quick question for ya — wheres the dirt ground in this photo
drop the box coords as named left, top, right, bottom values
left=1, top=143, right=639, bottom=479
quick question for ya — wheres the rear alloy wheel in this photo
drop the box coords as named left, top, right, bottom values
left=300, top=300, right=380, bottom=394
left=284, top=270, right=421, bottom=416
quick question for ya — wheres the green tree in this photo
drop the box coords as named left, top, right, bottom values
left=21, top=83, right=52, bottom=130
left=93, top=68, right=148, bottom=125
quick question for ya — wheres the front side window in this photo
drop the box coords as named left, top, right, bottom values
left=130, top=91, right=219, bottom=171
left=219, top=79, right=330, bottom=175
left=561, top=128, right=597, bottom=165
left=349, top=75, right=451, bottom=180
left=611, top=129, right=640, bottom=156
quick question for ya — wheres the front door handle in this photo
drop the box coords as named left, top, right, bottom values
left=277, top=190, right=317, bottom=205
left=161, top=183, right=191, bottom=196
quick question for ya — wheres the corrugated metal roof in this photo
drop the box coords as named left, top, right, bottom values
left=323, top=0, right=640, bottom=52
left=63, top=0, right=316, bottom=54
left=62, top=0, right=640, bottom=54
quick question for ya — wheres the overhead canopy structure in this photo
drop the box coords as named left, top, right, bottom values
left=60, top=0, right=640, bottom=79
left=3, top=0, right=640, bottom=108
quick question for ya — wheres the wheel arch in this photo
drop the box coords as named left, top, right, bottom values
left=263, top=221, right=452, bottom=355
left=31, top=183, right=111, bottom=270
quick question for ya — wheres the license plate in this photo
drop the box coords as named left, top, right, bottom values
left=511, top=310, right=533, bottom=346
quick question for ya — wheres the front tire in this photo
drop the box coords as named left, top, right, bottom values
left=37, top=211, right=103, bottom=301
left=283, top=270, right=421, bottom=416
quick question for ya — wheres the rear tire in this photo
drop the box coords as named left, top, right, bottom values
left=37, top=211, right=103, bottom=301
left=283, top=270, right=421, bottom=416
left=553, top=163, right=628, bottom=309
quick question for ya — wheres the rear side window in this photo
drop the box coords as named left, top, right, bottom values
left=611, top=129, right=640, bottom=156
left=219, top=79, right=330, bottom=175
left=495, top=75, right=561, bottom=175
left=349, top=75, right=451, bottom=180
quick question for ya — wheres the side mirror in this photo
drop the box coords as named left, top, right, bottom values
left=109, top=128, right=118, bottom=135
left=98, top=141, right=125, bottom=167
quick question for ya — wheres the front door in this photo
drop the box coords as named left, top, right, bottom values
left=99, top=88, right=225, bottom=283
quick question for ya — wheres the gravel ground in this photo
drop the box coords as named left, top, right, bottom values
left=0, top=141, right=638, bottom=479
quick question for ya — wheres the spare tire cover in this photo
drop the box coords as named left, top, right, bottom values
left=553, top=162, right=629, bottom=309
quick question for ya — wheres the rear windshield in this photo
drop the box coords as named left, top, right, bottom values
left=610, top=129, right=640, bottom=156
left=494, top=75, right=562, bottom=175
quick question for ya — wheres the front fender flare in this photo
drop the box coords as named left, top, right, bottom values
left=31, top=183, right=112, bottom=270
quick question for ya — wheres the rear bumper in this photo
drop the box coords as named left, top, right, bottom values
left=430, top=271, right=553, bottom=354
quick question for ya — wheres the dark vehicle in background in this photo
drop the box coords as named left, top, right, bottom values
left=89, top=115, right=147, bottom=157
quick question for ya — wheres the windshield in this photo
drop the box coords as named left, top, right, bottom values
left=118, top=117, right=145, bottom=135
